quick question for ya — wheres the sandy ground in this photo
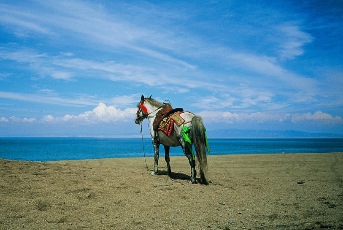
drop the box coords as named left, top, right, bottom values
left=1, top=152, right=342, bottom=229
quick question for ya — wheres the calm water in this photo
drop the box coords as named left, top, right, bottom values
left=0, top=137, right=342, bottom=161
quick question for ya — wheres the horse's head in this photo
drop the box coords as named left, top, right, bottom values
left=135, top=95, right=163, bottom=124
left=134, top=95, right=149, bottom=125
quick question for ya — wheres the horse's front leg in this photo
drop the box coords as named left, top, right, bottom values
left=164, top=145, right=171, bottom=176
left=152, top=139, right=160, bottom=175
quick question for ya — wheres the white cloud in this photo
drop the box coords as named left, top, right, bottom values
left=7, top=116, right=37, bottom=123
left=291, top=111, right=343, bottom=123
left=0, top=117, right=9, bottom=122
left=41, top=115, right=54, bottom=123
left=198, top=110, right=343, bottom=124
left=41, top=103, right=137, bottom=124
left=22, top=117, right=37, bottom=122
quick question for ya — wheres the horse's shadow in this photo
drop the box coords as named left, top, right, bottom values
left=158, top=170, right=201, bottom=183
left=156, top=170, right=187, bottom=180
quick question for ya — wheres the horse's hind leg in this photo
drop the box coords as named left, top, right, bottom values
left=179, top=138, right=196, bottom=183
left=187, top=154, right=196, bottom=184
left=164, top=145, right=171, bottom=176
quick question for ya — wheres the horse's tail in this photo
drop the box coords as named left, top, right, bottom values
left=190, top=115, right=209, bottom=184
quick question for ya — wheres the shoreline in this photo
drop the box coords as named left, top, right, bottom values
left=1, top=151, right=343, bottom=163
left=2, top=137, right=343, bottom=162
left=1, top=153, right=342, bottom=229
left=1, top=136, right=343, bottom=138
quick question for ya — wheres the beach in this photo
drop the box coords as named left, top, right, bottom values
left=1, top=153, right=342, bottom=229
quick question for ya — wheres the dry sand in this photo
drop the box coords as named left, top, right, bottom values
left=1, top=153, right=342, bottom=229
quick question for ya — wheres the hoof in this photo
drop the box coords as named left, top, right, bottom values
left=151, top=171, right=157, bottom=176
left=189, top=178, right=197, bottom=184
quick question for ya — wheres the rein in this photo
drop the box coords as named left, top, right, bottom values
left=147, top=107, right=163, bottom=118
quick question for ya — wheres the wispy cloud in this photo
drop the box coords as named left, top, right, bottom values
left=276, top=24, right=313, bottom=60
left=52, top=57, right=164, bottom=85
left=191, top=95, right=236, bottom=109
left=0, top=5, right=53, bottom=36
left=0, top=91, right=97, bottom=107
left=0, top=47, right=74, bottom=80
left=227, top=52, right=318, bottom=92
left=0, top=90, right=142, bottom=110
left=0, top=0, right=318, bottom=97
left=0, top=46, right=218, bottom=91
left=0, top=0, right=195, bottom=69
left=192, top=87, right=277, bottom=111
left=108, top=94, right=141, bottom=108
left=0, top=0, right=342, bottom=136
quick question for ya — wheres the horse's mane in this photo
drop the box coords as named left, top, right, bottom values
left=137, top=97, right=163, bottom=108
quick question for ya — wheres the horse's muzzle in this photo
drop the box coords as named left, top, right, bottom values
left=134, top=118, right=140, bottom=124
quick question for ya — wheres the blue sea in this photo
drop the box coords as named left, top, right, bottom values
left=0, top=137, right=343, bottom=162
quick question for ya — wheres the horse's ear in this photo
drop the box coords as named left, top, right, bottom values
left=141, top=95, right=144, bottom=102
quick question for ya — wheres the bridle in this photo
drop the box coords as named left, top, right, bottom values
left=136, top=99, right=163, bottom=125
left=138, top=100, right=148, bottom=115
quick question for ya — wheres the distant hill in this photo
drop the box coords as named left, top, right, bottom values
left=206, top=129, right=343, bottom=138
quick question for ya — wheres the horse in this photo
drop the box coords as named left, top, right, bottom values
left=134, top=95, right=209, bottom=184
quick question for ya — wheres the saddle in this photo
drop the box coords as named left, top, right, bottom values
left=153, top=103, right=183, bottom=132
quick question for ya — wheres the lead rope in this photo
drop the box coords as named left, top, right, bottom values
left=141, top=123, right=149, bottom=171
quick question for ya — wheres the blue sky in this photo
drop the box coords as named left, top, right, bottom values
left=0, top=0, right=342, bottom=137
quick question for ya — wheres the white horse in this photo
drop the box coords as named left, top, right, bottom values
left=135, top=95, right=209, bottom=184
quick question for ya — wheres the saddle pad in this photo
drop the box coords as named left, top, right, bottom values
left=158, top=116, right=174, bottom=137
left=170, top=112, right=185, bottom=125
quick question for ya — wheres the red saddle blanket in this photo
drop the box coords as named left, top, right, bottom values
left=158, top=112, right=185, bottom=137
